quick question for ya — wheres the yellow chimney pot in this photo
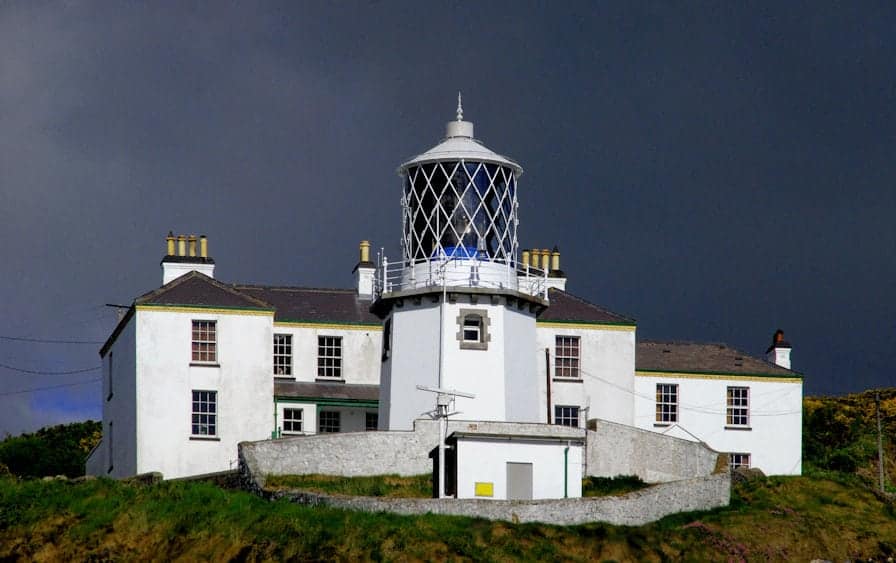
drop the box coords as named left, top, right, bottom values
left=200, top=235, right=208, bottom=258
left=521, top=249, right=530, bottom=268
left=551, top=249, right=560, bottom=272
left=360, top=240, right=371, bottom=263
left=166, top=232, right=176, bottom=256
left=177, top=235, right=186, bottom=257
left=188, top=235, right=197, bottom=257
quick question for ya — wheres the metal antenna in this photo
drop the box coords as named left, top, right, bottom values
left=416, top=385, right=475, bottom=499
left=456, top=91, right=463, bottom=121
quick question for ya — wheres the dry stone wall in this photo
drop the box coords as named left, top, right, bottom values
left=264, top=474, right=731, bottom=527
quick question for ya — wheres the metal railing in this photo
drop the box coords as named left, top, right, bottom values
left=374, top=255, right=549, bottom=300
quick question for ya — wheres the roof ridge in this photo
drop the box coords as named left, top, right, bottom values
left=136, top=272, right=274, bottom=309
left=234, top=283, right=356, bottom=294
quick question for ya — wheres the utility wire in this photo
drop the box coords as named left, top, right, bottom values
left=0, top=335, right=103, bottom=345
left=0, top=363, right=102, bottom=376
left=0, top=377, right=101, bottom=397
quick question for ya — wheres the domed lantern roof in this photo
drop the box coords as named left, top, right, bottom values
left=399, top=95, right=523, bottom=175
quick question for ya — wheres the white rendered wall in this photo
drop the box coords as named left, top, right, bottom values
left=633, top=374, right=803, bottom=475
left=135, top=309, right=274, bottom=479
left=535, top=324, right=636, bottom=426
left=455, top=439, right=583, bottom=500
left=87, top=318, right=138, bottom=477
left=504, top=307, right=540, bottom=422
left=271, top=324, right=381, bottom=384
left=161, top=263, right=215, bottom=285
left=381, top=303, right=441, bottom=430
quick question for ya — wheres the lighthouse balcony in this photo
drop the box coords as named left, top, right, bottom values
left=374, top=255, right=550, bottom=300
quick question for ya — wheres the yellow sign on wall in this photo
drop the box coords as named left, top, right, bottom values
left=474, top=482, right=494, bottom=497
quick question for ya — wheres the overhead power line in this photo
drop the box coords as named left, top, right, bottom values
left=0, top=363, right=102, bottom=376
left=0, top=378, right=101, bottom=397
left=0, top=335, right=103, bottom=345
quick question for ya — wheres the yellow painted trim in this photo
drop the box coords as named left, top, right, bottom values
left=536, top=321, right=635, bottom=332
left=136, top=305, right=274, bottom=316
left=274, top=321, right=382, bottom=331
left=474, top=482, right=494, bottom=497
left=635, top=370, right=802, bottom=383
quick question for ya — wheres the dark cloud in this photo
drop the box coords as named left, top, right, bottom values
left=1, top=2, right=893, bottom=434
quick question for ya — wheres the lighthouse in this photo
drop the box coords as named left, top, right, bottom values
left=374, top=96, right=549, bottom=430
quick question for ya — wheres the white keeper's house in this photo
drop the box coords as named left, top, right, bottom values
left=86, top=100, right=803, bottom=481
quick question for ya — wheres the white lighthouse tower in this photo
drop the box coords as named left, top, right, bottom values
left=374, top=95, right=549, bottom=430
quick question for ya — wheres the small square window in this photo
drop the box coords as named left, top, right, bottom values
left=274, top=334, right=292, bottom=376
left=191, top=390, right=217, bottom=436
left=192, top=320, right=217, bottom=363
left=319, top=411, right=341, bottom=433
left=729, top=452, right=751, bottom=470
left=282, top=408, right=302, bottom=434
left=457, top=309, right=489, bottom=350
left=317, top=336, right=342, bottom=378
left=555, top=336, right=580, bottom=378
left=554, top=405, right=580, bottom=427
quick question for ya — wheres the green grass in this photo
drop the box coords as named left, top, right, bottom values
left=581, top=475, right=650, bottom=497
left=1, top=473, right=894, bottom=561
left=265, top=473, right=433, bottom=497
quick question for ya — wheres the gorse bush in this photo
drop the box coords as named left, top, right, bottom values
left=0, top=421, right=101, bottom=478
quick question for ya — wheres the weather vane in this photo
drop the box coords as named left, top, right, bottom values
left=456, top=91, right=463, bottom=121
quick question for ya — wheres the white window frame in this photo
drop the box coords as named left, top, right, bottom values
left=273, top=333, right=293, bottom=376
left=191, top=320, right=217, bottom=364
left=726, top=386, right=750, bottom=427
left=554, top=405, right=580, bottom=427
left=317, top=336, right=342, bottom=379
left=319, top=410, right=341, bottom=433
left=191, top=390, right=218, bottom=437
left=282, top=408, right=303, bottom=434
left=456, top=309, right=489, bottom=350
left=729, top=452, right=751, bottom=470
left=554, top=335, right=580, bottom=378
left=655, top=383, right=678, bottom=424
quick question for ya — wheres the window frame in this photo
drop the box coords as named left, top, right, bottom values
left=655, top=383, right=679, bottom=425
left=282, top=408, right=303, bottom=435
left=554, top=405, right=580, bottom=427
left=554, top=335, right=581, bottom=379
left=365, top=411, right=379, bottom=431
left=456, top=308, right=489, bottom=350
left=319, top=410, right=341, bottom=433
left=729, top=452, right=751, bottom=470
left=317, top=335, right=343, bottom=379
left=191, top=320, right=218, bottom=364
left=273, top=333, right=293, bottom=376
left=726, top=386, right=750, bottom=428
left=191, top=390, right=218, bottom=437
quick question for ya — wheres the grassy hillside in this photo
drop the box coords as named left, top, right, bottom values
left=0, top=390, right=893, bottom=560
left=1, top=471, right=893, bottom=561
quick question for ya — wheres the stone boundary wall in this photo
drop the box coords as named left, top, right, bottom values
left=239, top=418, right=723, bottom=491
left=262, top=473, right=731, bottom=527
left=587, top=419, right=721, bottom=482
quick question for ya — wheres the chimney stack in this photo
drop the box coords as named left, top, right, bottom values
left=766, top=329, right=792, bottom=370
left=353, top=240, right=376, bottom=300
left=545, top=245, right=567, bottom=291
left=161, top=232, right=216, bottom=285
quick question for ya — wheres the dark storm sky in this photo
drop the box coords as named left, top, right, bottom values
left=1, top=2, right=893, bottom=435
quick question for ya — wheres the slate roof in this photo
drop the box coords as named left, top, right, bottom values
left=636, top=340, right=801, bottom=378
left=538, top=288, right=636, bottom=325
left=136, top=272, right=272, bottom=310
left=274, top=380, right=380, bottom=402
left=235, top=285, right=380, bottom=325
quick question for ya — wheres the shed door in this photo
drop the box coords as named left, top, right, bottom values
left=506, top=462, right=533, bottom=500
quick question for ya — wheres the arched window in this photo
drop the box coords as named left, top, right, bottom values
left=456, top=309, right=489, bottom=350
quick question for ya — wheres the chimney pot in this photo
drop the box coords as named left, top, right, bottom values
left=200, top=235, right=208, bottom=258
left=359, top=240, right=371, bottom=263
left=188, top=235, right=197, bottom=257
left=177, top=235, right=186, bottom=257
left=166, top=232, right=176, bottom=256
left=521, top=249, right=530, bottom=268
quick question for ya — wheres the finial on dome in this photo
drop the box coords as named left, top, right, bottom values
left=456, top=91, right=463, bottom=122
